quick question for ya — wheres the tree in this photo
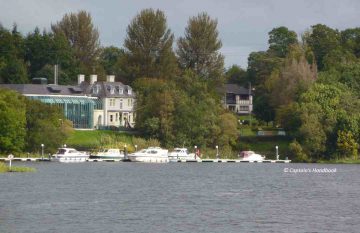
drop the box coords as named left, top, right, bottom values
left=247, top=51, right=283, bottom=87
left=0, top=89, right=26, bottom=153
left=122, top=8, right=177, bottom=83
left=304, top=24, right=340, bottom=70
left=294, top=82, right=360, bottom=160
left=52, top=10, right=100, bottom=74
left=24, top=29, right=78, bottom=84
left=225, top=65, right=247, bottom=85
left=25, top=99, right=73, bottom=153
left=267, top=44, right=317, bottom=108
left=99, top=46, right=125, bottom=75
left=0, top=25, right=28, bottom=84
left=341, top=28, right=360, bottom=58
left=0, top=58, right=28, bottom=84
left=177, top=12, right=224, bottom=83
left=322, top=46, right=356, bottom=71
left=337, top=130, right=359, bottom=160
left=268, top=26, right=298, bottom=57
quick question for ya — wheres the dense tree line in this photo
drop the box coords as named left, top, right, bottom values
left=227, top=24, right=360, bottom=161
left=1, top=9, right=359, bottom=160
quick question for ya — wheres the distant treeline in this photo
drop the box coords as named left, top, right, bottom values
left=0, top=9, right=359, bottom=161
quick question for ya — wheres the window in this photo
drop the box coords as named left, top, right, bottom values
left=128, top=89, right=132, bottom=95
left=110, top=115, right=113, bottom=122
left=128, top=99, right=130, bottom=106
left=240, top=106, right=249, bottom=111
left=119, top=87, right=123, bottom=94
left=109, top=99, right=115, bottom=106
left=115, top=113, right=118, bottom=121
left=92, top=85, right=100, bottom=94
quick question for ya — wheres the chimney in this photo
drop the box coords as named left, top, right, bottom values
left=106, top=75, right=115, bottom=82
left=77, top=74, right=85, bottom=85
left=54, top=64, right=59, bottom=85
left=90, top=74, right=97, bottom=84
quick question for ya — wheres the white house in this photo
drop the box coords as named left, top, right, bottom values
left=81, top=75, right=136, bottom=128
left=222, top=84, right=253, bottom=114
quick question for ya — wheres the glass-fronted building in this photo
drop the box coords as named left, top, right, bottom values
left=0, top=84, right=102, bottom=129
left=27, top=95, right=102, bottom=129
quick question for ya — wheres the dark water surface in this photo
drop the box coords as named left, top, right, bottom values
left=1, top=162, right=359, bottom=233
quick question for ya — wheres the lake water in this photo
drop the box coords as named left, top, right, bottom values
left=0, top=162, right=359, bottom=233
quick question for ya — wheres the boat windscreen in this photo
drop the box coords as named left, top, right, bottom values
left=57, top=149, right=66, bottom=154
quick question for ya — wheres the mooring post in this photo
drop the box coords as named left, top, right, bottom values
left=8, top=154, right=14, bottom=171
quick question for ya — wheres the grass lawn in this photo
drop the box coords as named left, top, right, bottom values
left=0, top=162, right=36, bottom=173
left=238, top=136, right=292, bottom=160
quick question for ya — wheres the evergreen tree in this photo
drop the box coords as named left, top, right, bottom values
left=177, top=12, right=224, bottom=83
left=122, top=8, right=177, bottom=83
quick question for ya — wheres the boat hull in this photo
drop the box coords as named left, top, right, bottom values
left=52, top=156, right=88, bottom=163
left=127, top=155, right=169, bottom=163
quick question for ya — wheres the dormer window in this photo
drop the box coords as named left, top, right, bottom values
left=119, top=88, right=123, bottom=94
left=92, top=85, right=100, bottom=94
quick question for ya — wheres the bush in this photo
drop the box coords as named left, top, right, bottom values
left=289, top=140, right=308, bottom=162
left=132, top=137, right=161, bottom=150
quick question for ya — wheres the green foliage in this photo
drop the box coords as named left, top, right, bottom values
left=218, top=113, right=239, bottom=147
left=132, top=137, right=161, bottom=150
left=122, top=8, right=177, bottom=83
left=0, top=89, right=26, bottom=153
left=340, top=27, right=360, bottom=58
left=51, top=10, right=100, bottom=74
left=292, top=82, right=360, bottom=160
left=267, top=44, right=317, bottom=109
left=225, top=65, right=247, bottom=85
left=177, top=12, right=224, bottom=84
left=304, top=24, right=340, bottom=70
left=337, top=130, right=359, bottom=160
left=268, top=26, right=298, bottom=57
left=25, top=99, right=73, bottom=153
left=66, top=130, right=133, bottom=150
left=24, top=29, right=78, bottom=84
left=134, top=69, right=236, bottom=149
left=100, top=46, right=125, bottom=75
left=289, top=140, right=308, bottom=162
left=0, top=162, right=36, bottom=173
left=0, top=26, right=28, bottom=83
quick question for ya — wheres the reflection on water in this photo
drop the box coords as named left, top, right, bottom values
left=0, top=162, right=359, bottom=233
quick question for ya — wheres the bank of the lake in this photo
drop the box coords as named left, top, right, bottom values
left=0, top=162, right=36, bottom=173
left=318, top=159, right=360, bottom=164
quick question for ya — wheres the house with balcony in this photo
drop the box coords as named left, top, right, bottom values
left=222, top=84, right=253, bottom=114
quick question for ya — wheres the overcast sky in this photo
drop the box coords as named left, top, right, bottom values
left=1, top=0, right=360, bottom=68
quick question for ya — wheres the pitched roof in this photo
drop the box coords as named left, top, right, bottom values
left=83, top=81, right=135, bottom=98
left=224, top=84, right=251, bottom=95
left=0, top=84, right=87, bottom=96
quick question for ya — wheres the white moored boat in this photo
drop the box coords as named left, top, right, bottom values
left=90, top=149, right=124, bottom=160
left=127, top=147, right=169, bottom=163
left=52, top=148, right=89, bottom=163
left=168, top=148, right=200, bottom=162
left=239, top=151, right=265, bottom=162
